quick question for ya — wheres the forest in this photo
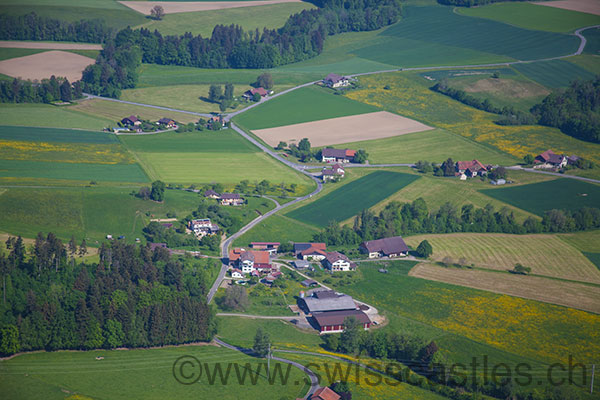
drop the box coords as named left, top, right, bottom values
left=437, top=0, right=524, bottom=6
left=81, top=0, right=401, bottom=96
left=0, top=234, right=216, bottom=356
left=0, top=12, right=112, bottom=43
left=313, top=198, right=600, bottom=246
left=0, top=76, right=83, bottom=104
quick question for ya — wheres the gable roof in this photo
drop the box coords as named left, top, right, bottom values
left=312, top=309, right=371, bottom=328
left=221, top=193, right=241, bottom=200
left=300, top=246, right=328, bottom=257
left=456, top=159, right=486, bottom=172
left=324, top=73, right=345, bottom=84
left=325, top=251, right=349, bottom=264
left=247, top=87, right=268, bottom=96
left=322, top=148, right=351, bottom=159
left=204, top=189, right=219, bottom=197
left=250, top=250, right=270, bottom=265
left=294, top=242, right=326, bottom=254
left=361, top=236, right=409, bottom=255
left=302, top=294, right=356, bottom=313
left=158, top=118, right=174, bottom=124
left=312, top=386, right=341, bottom=400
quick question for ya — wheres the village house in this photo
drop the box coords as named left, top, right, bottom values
left=121, top=115, right=141, bottom=126
left=321, top=163, right=345, bottom=181
left=231, top=269, right=244, bottom=279
left=360, top=236, right=409, bottom=258
left=323, top=73, right=349, bottom=88
left=534, top=150, right=568, bottom=169
left=157, top=118, right=176, bottom=128
left=294, top=242, right=327, bottom=260
left=456, top=159, right=488, bottom=179
left=311, top=386, right=341, bottom=400
left=229, top=248, right=271, bottom=274
left=220, top=193, right=244, bottom=206
left=203, top=189, right=220, bottom=199
left=188, top=218, right=219, bottom=237
left=249, top=242, right=280, bottom=255
left=312, top=309, right=372, bottom=334
left=321, top=148, right=356, bottom=163
left=323, top=251, right=355, bottom=272
left=243, top=87, right=268, bottom=99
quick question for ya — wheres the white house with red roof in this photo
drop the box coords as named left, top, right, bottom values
left=321, top=148, right=356, bottom=163
left=534, top=150, right=568, bottom=169
left=456, top=159, right=489, bottom=178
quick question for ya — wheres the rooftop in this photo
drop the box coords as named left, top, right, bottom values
left=312, top=309, right=371, bottom=327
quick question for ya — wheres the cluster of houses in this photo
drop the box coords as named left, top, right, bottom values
left=114, top=115, right=178, bottom=133
left=533, top=149, right=579, bottom=170
left=228, top=246, right=283, bottom=284
left=204, top=190, right=244, bottom=206
left=321, top=163, right=345, bottom=182
left=293, top=242, right=357, bottom=272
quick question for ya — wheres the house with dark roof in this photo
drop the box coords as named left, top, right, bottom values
left=360, top=236, right=409, bottom=258
left=534, top=150, right=567, bottom=169
left=321, top=148, right=356, bottom=163
left=323, top=73, right=349, bottom=88
left=204, top=189, right=220, bottom=199
left=121, top=115, right=141, bottom=126
left=311, top=386, right=341, bottom=400
left=312, top=309, right=371, bottom=334
left=321, top=163, right=345, bottom=181
left=456, top=159, right=488, bottom=178
left=157, top=118, right=176, bottom=128
left=300, top=290, right=357, bottom=313
left=294, top=243, right=327, bottom=260
left=220, top=193, right=244, bottom=206
left=323, top=251, right=355, bottom=272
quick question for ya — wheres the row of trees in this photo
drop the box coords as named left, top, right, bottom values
left=81, top=0, right=401, bottom=97
left=437, top=0, right=525, bottom=6
left=313, top=198, right=600, bottom=247
left=0, top=76, right=83, bottom=104
left=0, top=12, right=112, bottom=43
left=0, top=236, right=215, bottom=355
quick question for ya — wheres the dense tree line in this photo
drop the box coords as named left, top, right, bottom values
left=437, top=0, right=525, bottom=7
left=0, top=76, right=83, bottom=103
left=431, top=81, right=536, bottom=126
left=313, top=198, right=600, bottom=246
left=532, top=77, right=600, bottom=143
left=0, top=234, right=215, bottom=356
left=0, top=12, right=112, bottom=43
left=81, top=0, right=400, bottom=97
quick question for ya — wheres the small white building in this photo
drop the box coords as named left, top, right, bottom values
left=323, top=251, right=355, bottom=272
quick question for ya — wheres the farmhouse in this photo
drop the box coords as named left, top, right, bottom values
left=220, top=193, right=244, bottom=206
left=360, top=236, right=409, bottom=258
left=456, top=159, right=488, bottom=178
left=204, top=189, right=220, bottom=199
left=229, top=248, right=271, bottom=274
left=157, top=118, right=176, bottom=128
left=121, top=115, right=141, bottom=126
left=188, top=218, right=219, bottom=237
left=300, top=290, right=357, bottom=313
left=312, top=309, right=371, bottom=334
left=323, top=73, right=349, bottom=88
left=250, top=242, right=280, bottom=255
left=534, top=150, right=568, bottom=169
left=311, top=386, right=341, bottom=400
left=321, top=163, right=345, bottom=181
left=294, top=242, right=327, bottom=260
left=321, top=148, right=356, bottom=163
left=243, top=87, right=268, bottom=99
left=323, top=251, right=355, bottom=272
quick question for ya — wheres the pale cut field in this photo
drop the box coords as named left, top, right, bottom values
left=409, top=263, right=600, bottom=314
left=120, top=0, right=302, bottom=14
left=404, top=233, right=600, bottom=284
left=0, top=50, right=94, bottom=82
left=0, top=41, right=102, bottom=50
left=252, top=111, right=433, bottom=148
left=534, top=0, right=600, bottom=15
left=69, top=98, right=200, bottom=124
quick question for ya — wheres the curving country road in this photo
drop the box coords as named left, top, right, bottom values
left=214, top=338, right=320, bottom=399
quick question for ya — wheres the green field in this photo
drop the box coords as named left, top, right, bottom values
left=136, top=2, right=316, bottom=37
left=338, top=128, right=517, bottom=165
left=120, top=130, right=313, bottom=186
left=584, top=252, right=600, bottom=270
left=0, top=104, right=114, bottom=130
left=235, top=85, right=379, bottom=130
left=0, top=345, right=308, bottom=400
left=0, top=47, right=45, bottom=60
left=287, top=171, right=419, bottom=227
left=0, top=125, right=117, bottom=143
left=583, top=27, right=600, bottom=54
left=0, top=160, right=147, bottom=182
left=233, top=213, right=320, bottom=247
left=513, top=59, right=596, bottom=88
left=0, top=0, right=147, bottom=31
left=482, top=178, right=600, bottom=216
left=0, top=186, right=201, bottom=243
left=457, top=2, right=600, bottom=33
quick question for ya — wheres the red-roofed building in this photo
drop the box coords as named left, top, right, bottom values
left=121, top=115, right=141, bottom=126
left=295, top=243, right=327, bottom=261
left=229, top=248, right=271, bottom=274
left=250, top=242, right=280, bottom=255
left=534, top=150, right=567, bottom=169
left=311, top=386, right=341, bottom=400
left=243, top=87, right=268, bottom=99
left=321, top=148, right=355, bottom=163
left=456, top=159, right=488, bottom=178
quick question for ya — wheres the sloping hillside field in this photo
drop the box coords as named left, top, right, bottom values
left=287, top=171, right=419, bottom=227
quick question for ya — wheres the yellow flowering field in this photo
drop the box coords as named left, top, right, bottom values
left=346, top=72, right=600, bottom=165
left=0, top=139, right=135, bottom=164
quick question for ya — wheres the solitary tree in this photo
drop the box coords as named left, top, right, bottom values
left=224, top=83, right=234, bottom=100
left=523, top=154, right=534, bottom=165
left=208, top=84, right=222, bottom=103
left=298, top=138, right=311, bottom=152
left=252, top=92, right=261, bottom=102
left=150, top=180, right=166, bottom=202
left=256, top=73, right=274, bottom=90
left=275, top=141, right=287, bottom=150
left=416, top=240, right=432, bottom=258
left=253, top=327, right=271, bottom=357
left=150, top=5, right=165, bottom=20
left=353, top=149, right=368, bottom=164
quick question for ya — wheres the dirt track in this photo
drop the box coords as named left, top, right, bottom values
left=0, top=41, right=102, bottom=50
left=119, top=0, right=302, bottom=15
left=0, top=50, right=94, bottom=82
left=534, top=0, right=600, bottom=16
left=252, top=111, right=433, bottom=148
